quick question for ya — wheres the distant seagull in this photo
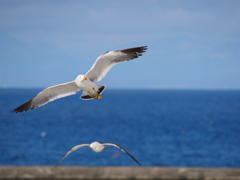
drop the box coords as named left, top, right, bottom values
left=12, top=46, right=147, bottom=113
left=55, top=141, right=142, bottom=166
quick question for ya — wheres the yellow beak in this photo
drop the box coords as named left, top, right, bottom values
left=83, top=77, right=87, bottom=80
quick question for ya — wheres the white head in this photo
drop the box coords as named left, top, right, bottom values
left=75, top=75, right=87, bottom=86
left=89, top=141, right=104, bottom=152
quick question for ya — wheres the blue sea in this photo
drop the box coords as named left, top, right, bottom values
left=0, top=88, right=240, bottom=167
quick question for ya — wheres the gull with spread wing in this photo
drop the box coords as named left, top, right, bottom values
left=55, top=141, right=142, bottom=166
left=12, top=46, right=147, bottom=113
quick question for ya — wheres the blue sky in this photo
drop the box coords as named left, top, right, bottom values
left=1, top=0, right=240, bottom=89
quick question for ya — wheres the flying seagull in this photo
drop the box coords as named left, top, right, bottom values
left=12, top=46, right=147, bottom=113
left=55, top=141, right=142, bottom=166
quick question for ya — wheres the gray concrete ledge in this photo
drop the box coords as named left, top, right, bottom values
left=0, top=166, right=240, bottom=180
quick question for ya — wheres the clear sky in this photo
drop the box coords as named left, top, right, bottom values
left=1, top=0, right=240, bottom=89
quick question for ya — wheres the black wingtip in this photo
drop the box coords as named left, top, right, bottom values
left=11, top=107, right=24, bottom=113
left=121, top=46, right=148, bottom=53
left=81, top=94, right=93, bottom=100
left=11, top=99, right=34, bottom=113
left=137, top=161, right=142, bottom=166
left=120, top=46, right=148, bottom=59
left=97, top=85, right=105, bottom=95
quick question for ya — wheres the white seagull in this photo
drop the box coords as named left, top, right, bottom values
left=55, top=141, right=141, bottom=166
left=12, top=46, right=147, bottom=113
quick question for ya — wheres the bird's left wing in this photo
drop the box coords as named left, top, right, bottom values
left=85, top=46, right=147, bottom=82
left=102, top=143, right=142, bottom=166
left=55, top=144, right=90, bottom=167
left=12, top=81, right=80, bottom=113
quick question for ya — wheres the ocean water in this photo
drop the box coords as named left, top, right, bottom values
left=0, top=88, right=240, bottom=167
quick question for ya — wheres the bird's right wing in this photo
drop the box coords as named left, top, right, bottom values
left=102, top=143, right=142, bottom=166
left=12, top=81, right=80, bottom=113
left=85, top=46, right=147, bottom=82
left=55, top=144, right=90, bottom=167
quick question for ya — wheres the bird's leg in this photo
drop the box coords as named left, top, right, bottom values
left=87, top=91, right=97, bottom=99
left=92, top=88, right=102, bottom=99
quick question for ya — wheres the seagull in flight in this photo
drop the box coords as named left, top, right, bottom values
left=12, top=46, right=147, bottom=113
left=55, top=141, right=142, bottom=166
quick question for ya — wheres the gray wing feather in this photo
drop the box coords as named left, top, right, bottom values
left=55, top=144, right=90, bottom=167
left=102, top=143, right=142, bottom=166
left=85, top=46, right=147, bottom=82
left=12, top=81, right=80, bottom=113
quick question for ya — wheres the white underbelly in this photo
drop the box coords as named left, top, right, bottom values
left=81, top=80, right=97, bottom=93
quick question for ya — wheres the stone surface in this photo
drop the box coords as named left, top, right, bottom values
left=0, top=166, right=240, bottom=180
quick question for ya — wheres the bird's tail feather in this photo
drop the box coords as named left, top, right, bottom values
left=80, top=85, right=106, bottom=100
